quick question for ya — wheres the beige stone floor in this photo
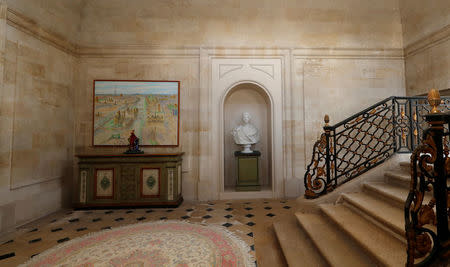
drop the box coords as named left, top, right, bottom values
left=0, top=198, right=297, bottom=266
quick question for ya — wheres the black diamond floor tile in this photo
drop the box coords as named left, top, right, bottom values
left=28, top=238, right=42, bottom=244
left=101, top=226, right=111, bottom=230
left=251, top=245, right=255, bottom=251
left=92, top=218, right=101, bottom=222
left=246, top=222, right=255, bottom=226
left=224, top=215, right=233, bottom=219
left=166, top=209, right=174, bottom=212
left=28, top=228, right=38, bottom=233
left=76, top=227, right=87, bottom=232
left=136, top=217, right=146, bottom=221
left=266, top=213, right=275, bottom=217
left=160, top=217, right=167, bottom=220
left=185, top=208, right=194, bottom=212
left=283, top=206, right=291, bottom=209
left=57, top=237, right=70, bottom=243
left=225, top=208, right=233, bottom=211
left=222, top=223, right=232, bottom=228
left=202, top=215, right=212, bottom=219
left=105, top=211, right=113, bottom=214
left=181, top=215, right=190, bottom=220
left=0, top=253, right=15, bottom=260
left=146, top=210, right=154, bottom=213
left=125, top=211, right=133, bottom=214
left=245, top=214, right=254, bottom=218
left=115, top=217, right=124, bottom=222
left=264, top=207, right=272, bottom=210
left=206, top=208, right=214, bottom=211
left=247, top=232, right=253, bottom=237
left=51, top=228, right=62, bottom=232
left=244, top=207, right=253, bottom=211
left=68, top=218, right=79, bottom=223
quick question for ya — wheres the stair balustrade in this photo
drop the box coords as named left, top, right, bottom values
left=405, top=89, right=449, bottom=266
left=304, top=94, right=450, bottom=199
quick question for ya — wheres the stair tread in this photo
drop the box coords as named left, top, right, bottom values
left=320, top=204, right=406, bottom=267
left=363, top=182, right=409, bottom=203
left=385, top=170, right=410, bottom=185
left=341, top=192, right=404, bottom=235
left=273, top=220, right=326, bottom=267
left=385, top=170, right=410, bottom=180
left=295, top=212, right=375, bottom=267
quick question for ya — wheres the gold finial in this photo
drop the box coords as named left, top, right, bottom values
left=427, top=89, right=441, bottom=114
left=324, top=114, right=330, bottom=126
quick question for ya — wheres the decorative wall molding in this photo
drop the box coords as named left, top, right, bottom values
left=219, top=64, right=243, bottom=79
left=10, top=176, right=63, bottom=190
left=78, top=45, right=200, bottom=58
left=292, top=48, right=404, bottom=60
left=6, top=8, right=77, bottom=56
left=250, top=64, right=275, bottom=79
left=404, top=25, right=450, bottom=58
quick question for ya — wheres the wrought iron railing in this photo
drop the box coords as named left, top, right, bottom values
left=405, top=90, right=449, bottom=266
left=304, top=95, right=450, bottom=199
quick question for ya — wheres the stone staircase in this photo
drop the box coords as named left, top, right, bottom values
left=274, top=161, right=415, bottom=267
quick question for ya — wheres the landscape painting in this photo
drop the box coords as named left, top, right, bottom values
left=93, top=80, right=180, bottom=146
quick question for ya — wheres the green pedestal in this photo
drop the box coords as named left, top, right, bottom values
left=235, top=151, right=261, bottom=191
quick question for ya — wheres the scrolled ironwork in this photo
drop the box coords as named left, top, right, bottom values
left=405, top=129, right=440, bottom=266
left=304, top=95, right=450, bottom=200
left=304, top=133, right=330, bottom=199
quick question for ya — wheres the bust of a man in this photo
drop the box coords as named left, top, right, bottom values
left=231, top=112, right=260, bottom=153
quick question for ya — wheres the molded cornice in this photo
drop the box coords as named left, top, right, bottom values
left=6, top=8, right=78, bottom=56
left=404, top=25, right=450, bottom=58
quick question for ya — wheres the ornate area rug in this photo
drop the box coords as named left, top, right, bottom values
left=21, top=221, right=255, bottom=267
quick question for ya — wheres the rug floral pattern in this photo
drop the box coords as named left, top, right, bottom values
left=21, top=221, right=255, bottom=267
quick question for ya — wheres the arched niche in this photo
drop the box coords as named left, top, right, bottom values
left=223, top=83, right=272, bottom=191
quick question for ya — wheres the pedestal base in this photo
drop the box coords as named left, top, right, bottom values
left=236, top=185, right=261, bottom=191
left=235, top=151, right=261, bottom=192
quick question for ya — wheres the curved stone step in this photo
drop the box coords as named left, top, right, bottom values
left=273, top=220, right=327, bottom=267
left=341, top=192, right=405, bottom=237
left=363, top=182, right=409, bottom=207
left=384, top=170, right=411, bottom=187
left=320, top=204, right=407, bottom=267
left=295, top=212, right=376, bottom=267
left=399, top=161, right=410, bottom=173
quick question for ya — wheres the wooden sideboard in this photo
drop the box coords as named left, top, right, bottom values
left=75, top=153, right=183, bottom=208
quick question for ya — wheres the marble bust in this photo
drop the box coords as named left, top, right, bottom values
left=231, top=112, right=260, bottom=153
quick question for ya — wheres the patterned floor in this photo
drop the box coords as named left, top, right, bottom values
left=0, top=198, right=298, bottom=266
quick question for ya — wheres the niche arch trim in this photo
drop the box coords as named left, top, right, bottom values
left=220, top=80, right=274, bottom=194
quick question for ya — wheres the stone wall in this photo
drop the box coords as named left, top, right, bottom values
left=399, top=0, right=450, bottom=95
left=0, top=2, right=78, bottom=234
left=78, top=0, right=403, bottom=48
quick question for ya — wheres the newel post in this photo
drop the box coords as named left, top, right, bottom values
left=323, top=115, right=333, bottom=191
left=425, top=89, right=449, bottom=247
